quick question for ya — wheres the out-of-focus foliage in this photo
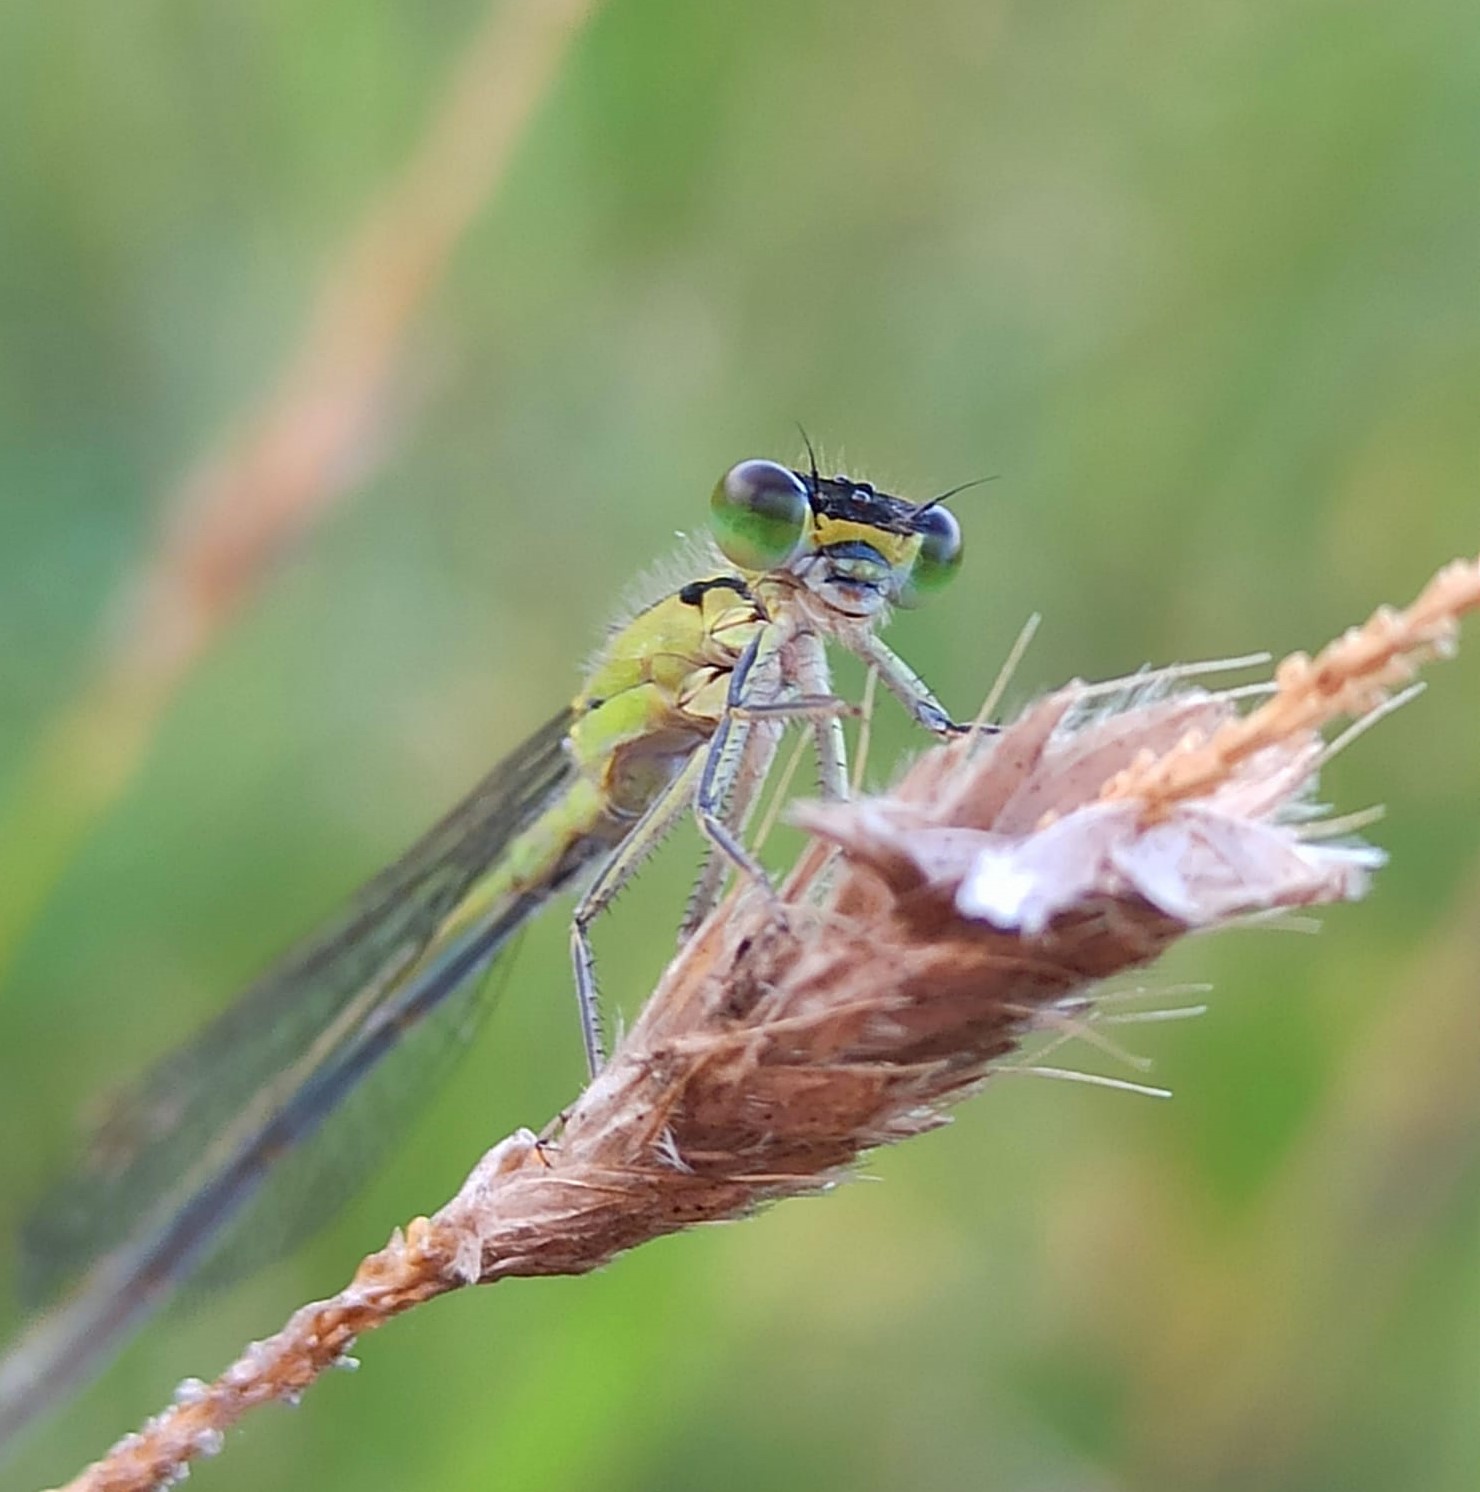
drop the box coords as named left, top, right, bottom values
left=3, top=1, right=1479, bottom=1488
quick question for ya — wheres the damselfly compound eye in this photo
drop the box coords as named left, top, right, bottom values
left=711, top=460, right=809, bottom=571
left=897, top=505, right=963, bottom=608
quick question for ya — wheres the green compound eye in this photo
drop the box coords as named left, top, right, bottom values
left=711, top=460, right=810, bottom=572
left=897, top=504, right=963, bottom=608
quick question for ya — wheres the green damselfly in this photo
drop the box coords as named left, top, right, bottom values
left=0, top=455, right=973, bottom=1445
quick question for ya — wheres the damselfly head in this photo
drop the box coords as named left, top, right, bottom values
left=710, top=458, right=964, bottom=618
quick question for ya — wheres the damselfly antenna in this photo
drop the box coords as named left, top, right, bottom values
left=795, top=421, right=823, bottom=502
left=914, top=474, right=998, bottom=515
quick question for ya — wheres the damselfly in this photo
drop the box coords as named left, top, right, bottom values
left=0, top=454, right=972, bottom=1445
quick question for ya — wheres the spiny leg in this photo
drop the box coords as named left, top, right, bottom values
left=689, top=625, right=873, bottom=927
left=569, top=750, right=706, bottom=1077
left=684, top=710, right=849, bottom=938
left=687, top=628, right=872, bottom=935
left=691, top=631, right=796, bottom=913
left=569, top=671, right=855, bottom=1073
left=811, top=712, right=849, bottom=799
left=790, top=628, right=849, bottom=800
left=681, top=715, right=780, bottom=940
left=850, top=631, right=996, bottom=738
left=683, top=671, right=855, bottom=936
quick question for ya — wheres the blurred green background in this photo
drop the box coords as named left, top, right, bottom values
left=3, top=0, right=1480, bottom=1487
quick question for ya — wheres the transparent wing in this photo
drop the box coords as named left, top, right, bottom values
left=21, top=709, right=574, bottom=1305
left=189, top=937, right=523, bottom=1290
left=0, top=710, right=579, bottom=1447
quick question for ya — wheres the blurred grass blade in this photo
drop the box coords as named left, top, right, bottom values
left=0, top=0, right=600, bottom=990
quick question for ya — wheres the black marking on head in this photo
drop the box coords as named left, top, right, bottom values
left=792, top=469, right=930, bottom=537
